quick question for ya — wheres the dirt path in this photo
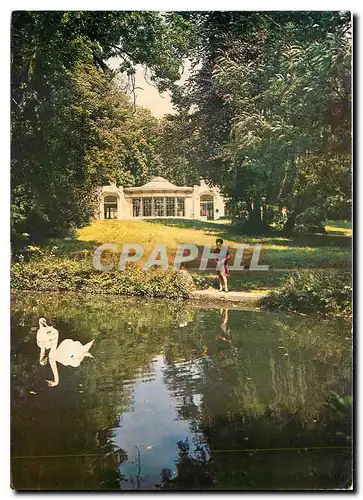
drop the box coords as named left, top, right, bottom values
left=190, top=289, right=267, bottom=305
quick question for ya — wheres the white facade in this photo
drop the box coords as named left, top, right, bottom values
left=97, top=177, right=225, bottom=221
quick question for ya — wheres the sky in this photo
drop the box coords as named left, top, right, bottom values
left=107, top=57, right=191, bottom=117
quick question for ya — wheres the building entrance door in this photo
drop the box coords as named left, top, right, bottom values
left=200, top=195, right=214, bottom=219
left=104, top=196, right=118, bottom=219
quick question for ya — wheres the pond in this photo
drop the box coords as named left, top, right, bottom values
left=11, top=292, right=352, bottom=490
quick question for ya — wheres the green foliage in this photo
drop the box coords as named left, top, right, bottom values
left=295, top=208, right=326, bottom=234
left=154, top=115, right=202, bottom=186
left=211, top=19, right=351, bottom=232
left=11, top=259, right=195, bottom=299
left=325, top=391, right=352, bottom=415
left=11, top=11, right=191, bottom=249
left=261, top=269, right=352, bottom=317
left=11, top=11, right=352, bottom=247
left=324, top=195, right=351, bottom=220
left=172, top=12, right=351, bottom=233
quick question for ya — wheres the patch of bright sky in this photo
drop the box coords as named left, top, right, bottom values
left=107, top=57, right=192, bottom=117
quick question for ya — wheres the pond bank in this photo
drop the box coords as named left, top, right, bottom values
left=11, top=287, right=266, bottom=310
left=190, top=289, right=266, bottom=306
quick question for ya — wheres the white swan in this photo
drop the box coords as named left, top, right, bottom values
left=36, top=318, right=59, bottom=366
left=47, top=339, right=94, bottom=387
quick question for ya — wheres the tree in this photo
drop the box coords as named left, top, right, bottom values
left=171, top=12, right=351, bottom=232
left=154, top=114, right=201, bottom=186
left=11, top=11, right=192, bottom=248
left=122, top=107, right=163, bottom=186
left=213, top=18, right=351, bottom=233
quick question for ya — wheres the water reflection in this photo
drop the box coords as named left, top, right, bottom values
left=218, top=308, right=232, bottom=342
left=11, top=292, right=352, bottom=490
left=36, top=318, right=59, bottom=365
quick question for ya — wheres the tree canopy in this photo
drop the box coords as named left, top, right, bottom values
left=171, top=11, right=351, bottom=232
left=11, top=11, right=191, bottom=248
left=212, top=18, right=351, bottom=232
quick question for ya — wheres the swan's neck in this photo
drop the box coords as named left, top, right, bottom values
left=48, top=340, right=59, bottom=385
left=49, top=357, right=59, bottom=386
left=49, top=337, right=59, bottom=355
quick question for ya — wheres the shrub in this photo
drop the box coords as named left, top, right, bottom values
left=11, top=259, right=196, bottom=299
left=264, top=204, right=287, bottom=232
left=295, top=208, right=326, bottom=234
left=192, top=275, right=218, bottom=290
left=260, top=269, right=352, bottom=317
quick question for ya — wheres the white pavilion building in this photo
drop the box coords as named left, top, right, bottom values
left=97, top=177, right=225, bottom=221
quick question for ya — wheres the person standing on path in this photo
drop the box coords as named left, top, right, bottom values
left=213, top=238, right=231, bottom=293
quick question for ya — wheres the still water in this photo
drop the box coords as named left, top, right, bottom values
left=11, top=292, right=352, bottom=490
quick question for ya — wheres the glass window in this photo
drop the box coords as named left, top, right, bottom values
left=166, top=197, right=175, bottom=217
left=143, top=197, right=152, bottom=217
left=200, top=194, right=213, bottom=202
left=133, top=198, right=141, bottom=217
left=104, top=196, right=117, bottom=203
left=177, top=198, right=185, bottom=217
left=153, top=197, right=164, bottom=217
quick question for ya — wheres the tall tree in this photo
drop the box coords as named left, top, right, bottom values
left=213, top=16, right=351, bottom=232
left=172, top=11, right=351, bottom=232
left=153, top=114, right=201, bottom=186
left=11, top=11, right=191, bottom=248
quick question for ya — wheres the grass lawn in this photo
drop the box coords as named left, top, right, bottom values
left=40, top=218, right=351, bottom=293
left=75, top=219, right=350, bottom=266
left=325, top=220, right=352, bottom=236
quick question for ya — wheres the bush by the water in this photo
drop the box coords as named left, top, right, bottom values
left=11, top=259, right=195, bottom=299
left=260, top=270, right=352, bottom=317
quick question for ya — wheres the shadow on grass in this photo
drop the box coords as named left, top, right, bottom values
left=145, top=218, right=232, bottom=235
left=146, top=218, right=351, bottom=249
left=21, top=219, right=350, bottom=271
left=41, top=238, right=101, bottom=259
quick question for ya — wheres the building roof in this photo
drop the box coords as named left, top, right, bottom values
left=124, top=176, right=193, bottom=193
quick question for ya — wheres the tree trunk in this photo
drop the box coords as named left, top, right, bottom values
left=250, top=200, right=262, bottom=226
left=283, top=213, right=296, bottom=235
left=245, top=200, right=268, bottom=234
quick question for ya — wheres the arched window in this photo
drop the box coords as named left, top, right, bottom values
left=104, top=195, right=118, bottom=219
left=200, top=194, right=214, bottom=219
left=133, top=198, right=141, bottom=217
